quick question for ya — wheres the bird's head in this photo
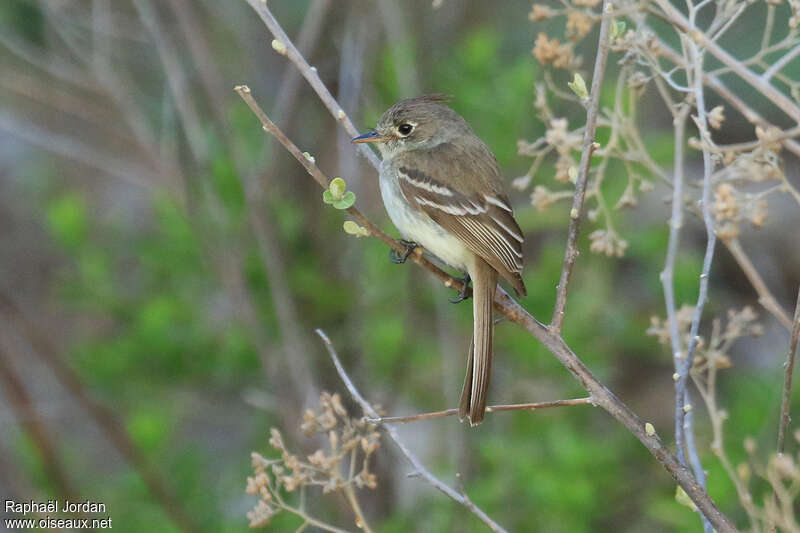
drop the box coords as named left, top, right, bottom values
left=352, top=94, right=467, bottom=157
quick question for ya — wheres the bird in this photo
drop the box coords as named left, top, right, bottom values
left=352, top=94, right=526, bottom=425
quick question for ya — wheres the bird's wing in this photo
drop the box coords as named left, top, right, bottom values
left=394, top=141, right=526, bottom=296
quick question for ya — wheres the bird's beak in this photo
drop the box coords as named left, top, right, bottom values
left=351, top=129, right=392, bottom=144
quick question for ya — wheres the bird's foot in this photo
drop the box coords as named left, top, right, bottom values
left=389, top=240, right=419, bottom=264
left=449, top=273, right=472, bottom=303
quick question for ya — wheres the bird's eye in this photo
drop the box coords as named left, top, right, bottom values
left=397, top=123, right=413, bottom=136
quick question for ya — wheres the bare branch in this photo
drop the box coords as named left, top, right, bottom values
left=368, top=398, right=593, bottom=424
left=777, top=287, right=800, bottom=455
left=670, top=23, right=718, bottom=531
left=722, top=238, right=794, bottom=331
left=550, top=0, right=613, bottom=333
left=233, top=85, right=470, bottom=297
left=0, top=345, right=82, bottom=509
left=653, top=0, right=800, bottom=123
left=315, top=329, right=509, bottom=533
left=242, top=0, right=381, bottom=170
left=133, top=0, right=208, bottom=162
left=762, top=43, right=800, bottom=82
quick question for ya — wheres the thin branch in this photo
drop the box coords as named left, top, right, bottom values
left=0, top=112, right=158, bottom=190
left=242, top=0, right=381, bottom=170
left=651, top=26, right=800, bottom=158
left=661, top=103, right=713, bottom=529
left=233, top=85, right=470, bottom=297
left=661, top=103, right=691, bottom=364
left=653, top=0, right=800, bottom=123
left=777, top=287, right=800, bottom=455
left=367, top=398, right=593, bottom=424
left=672, top=30, right=717, bottom=532
left=762, top=42, right=800, bottom=82
left=315, top=329, right=509, bottom=533
left=550, top=0, right=613, bottom=333
left=133, top=0, right=208, bottom=162
left=270, top=0, right=333, bottom=128
left=722, top=237, right=794, bottom=331
left=0, top=345, right=82, bottom=508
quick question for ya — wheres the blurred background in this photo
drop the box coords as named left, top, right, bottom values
left=1, top=0, right=799, bottom=531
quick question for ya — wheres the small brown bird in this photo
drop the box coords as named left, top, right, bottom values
left=353, top=95, right=526, bottom=425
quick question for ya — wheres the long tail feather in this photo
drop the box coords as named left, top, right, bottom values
left=458, top=259, right=497, bottom=425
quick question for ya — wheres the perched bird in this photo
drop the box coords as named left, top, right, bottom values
left=353, top=95, right=526, bottom=425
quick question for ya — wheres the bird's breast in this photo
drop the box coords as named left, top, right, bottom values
left=379, top=163, right=472, bottom=272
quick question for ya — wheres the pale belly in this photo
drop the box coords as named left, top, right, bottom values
left=379, top=168, right=473, bottom=273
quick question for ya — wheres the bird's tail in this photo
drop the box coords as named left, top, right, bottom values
left=458, top=259, right=498, bottom=426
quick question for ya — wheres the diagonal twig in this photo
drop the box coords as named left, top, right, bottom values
left=777, top=286, right=800, bottom=455
left=315, top=329, right=509, bottom=533
left=233, top=85, right=470, bottom=298
left=367, top=398, right=593, bottom=424
left=549, top=0, right=613, bottom=333
left=722, top=237, right=794, bottom=331
left=671, top=21, right=718, bottom=532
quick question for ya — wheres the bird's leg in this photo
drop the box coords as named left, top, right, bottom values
left=449, top=273, right=472, bottom=304
left=389, top=239, right=419, bottom=264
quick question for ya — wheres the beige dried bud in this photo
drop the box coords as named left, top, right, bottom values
left=531, top=186, right=554, bottom=211
left=627, top=71, right=650, bottom=90
left=737, top=462, right=751, bottom=483
left=708, top=106, right=725, bottom=130
left=533, top=34, right=576, bottom=69
left=717, top=222, right=740, bottom=240
left=529, top=4, right=555, bottom=21
left=546, top=118, right=582, bottom=154
left=714, top=183, right=739, bottom=221
left=566, top=11, right=594, bottom=40
left=755, top=125, right=783, bottom=151
left=247, top=500, right=275, bottom=528
left=772, top=454, right=798, bottom=478
left=555, top=155, right=575, bottom=183
left=615, top=182, right=637, bottom=209
left=589, top=229, right=628, bottom=257
left=300, top=409, right=318, bottom=436
left=749, top=200, right=768, bottom=227
left=268, top=428, right=284, bottom=450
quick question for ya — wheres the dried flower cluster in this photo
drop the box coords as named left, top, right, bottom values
left=245, top=392, right=380, bottom=529
left=648, top=306, right=763, bottom=370
left=520, top=0, right=800, bottom=262
left=732, top=433, right=800, bottom=532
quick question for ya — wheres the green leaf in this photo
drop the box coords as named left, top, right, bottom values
left=675, top=486, right=697, bottom=512
left=343, top=220, right=368, bottom=237
left=329, top=177, right=347, bottom=198
left=610, top=20, right=627, bottom=40
left=567, top=73, right=588, bottom=100
left=332, top=191, right=356, bottom=210
left=322, top=189, right=335, bottom=204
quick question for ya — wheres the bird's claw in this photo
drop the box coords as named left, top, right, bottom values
left=389, top=240, right=419, bottom=264
left=449, top=274, right=472, bottom=303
